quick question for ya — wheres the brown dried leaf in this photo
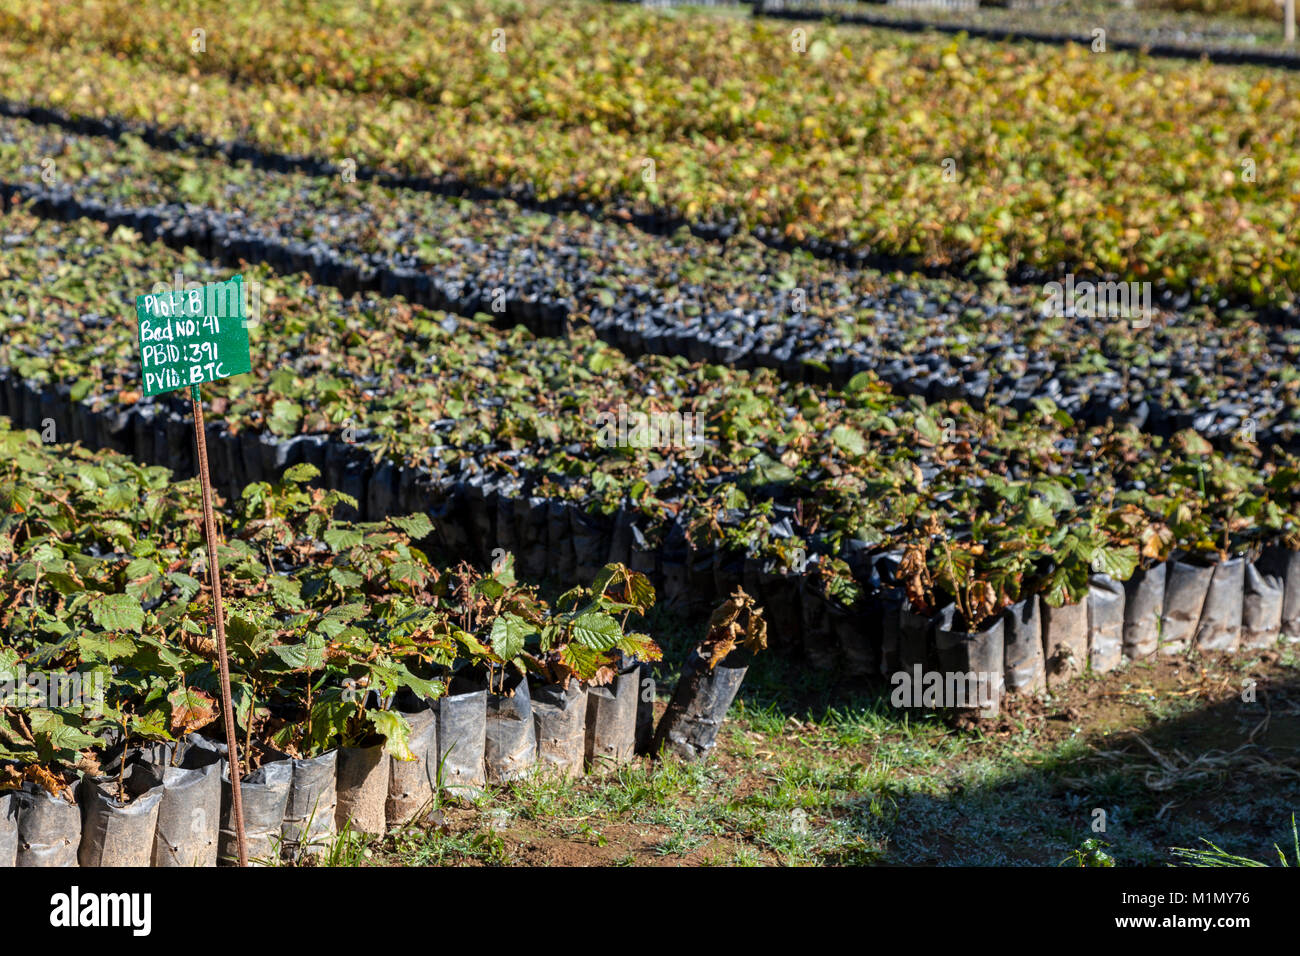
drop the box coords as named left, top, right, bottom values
left=24, top=764, right=66, bottom=798
left=1140, top=523, right=1173, bottom=561
left=699, top=587, right=767, bottom=669
left=179, top=631, right=218, bottom=660
left=967, top=581, right=998, bottom=628
left=169, top=687, right=218, bottom=736
left=899, top=542, right=934, bottom=615
left=75, top=751, right=101, bottom=778
left=324, top=644, right=352, bottom=664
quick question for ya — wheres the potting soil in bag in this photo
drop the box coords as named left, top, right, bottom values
left=429, top=485, right=470, bottom=557
left=388, top=708, right=438, bottom=826
left=877, top=589, right=904, bottom=676
left=1194, top=557, right=1245, bottom=654
left=660, top=520, right=691, bottom=606
left=635, top=662, right=656, bottom=756
left=219, top=755, right=292, bottom=866
left=605, top=507, right=633, bottom=567
left=16, top=781, right=80, bottom=867
left=687, top=544, right=719, bottom=608
left=628, top=521, right=658, bottom=578
left=798, top=572, right=840, bottom=671
left=1161, top=557, right=1213, bottom=655
left=336, top=744, right=389, bottom=836
left=712, top=549, right=746, bottom=602
left=396, top=464, right=433, bottom=518
left=1042, top=598, right=1088, bottom=689
left=1123, top=562, right=1166, bottom=660
left=78, top=763, right=166, bottom=867
left=532, top=680, right=589, bottom=779
left=935, top=609, right=1004, bottom=717
left=899, top=605, right=940, bottom=674
left=1277, top=548, right=1300, bottom=642
left=585, top=666, right=639, bottom=771
left=1087, top=575, right=1125, bottom=674
left=1242, top=561, right=1284, bottom=650
left=1002, top=595, right=1045, bottom=695
left=571, top=506, right=612, bottom=585
left=0, top=791, right=18, bottom=866
left=280, top=750, right=338, bottom=861
left=495, top=488, right=520, bottom=560
left=517, top=497, right=551, bottom=581
left=434, top=681, right=487, bottom=799
left=463, top=476, right=496, bottom=566
left=153, top=740, right=223, bottom=868
left=365, top=459, right=398, bottom=522
left=752, top=562, right=802, bottom=654
left=835, top=598, right=876, bottom=678
left=485, top=673, right=536, bottom=784
left=652, top=649, right=748, bottom=762
left=547, top=499, right=578, bottom=583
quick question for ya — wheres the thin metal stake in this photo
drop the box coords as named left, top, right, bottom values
left=191, top=383, right=248, bottom=867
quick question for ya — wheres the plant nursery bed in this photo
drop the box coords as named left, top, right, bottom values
left=4, top=110, right=1299, bottom=432
left=331, top=649, right=1300, bottom=866
left=3, top=213, right=1300, bottom=672
left=2, top=0, right=1299, bottom=309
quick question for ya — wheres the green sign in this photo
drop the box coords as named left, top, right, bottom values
left=136, top=274, right=252, bottom=397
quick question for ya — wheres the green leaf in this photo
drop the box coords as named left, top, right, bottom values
left=77, top=631, right=138, bottom=663
left=915, top=415, right=943, bottom=446
left=557, top=642, right=607, bottom=681
left=1031, top=481, right=1075, bottom=514
left=267, top=399, right=303, bottom=437
left=1175, top=429, right=1214, bottom=457
left=282, top=462, right=320, bottom=484
left=226, top=612, right=277, bottom=658
left=1091, top=544, right=1139, bottom=581
left=387, top=560, right=427, bottom=588
left=388, top=513, right=433, bottom=539
left=1025, top=496, right=1056, bottom=529
left=129, top=707, right=173, bottom=742
left=614, top=632, right=662, bottom=664
left=27, top=710, right=98, bottom=755
left=845, top=371, right=874, bottom=393
left=270, top=640, right=327, bottom=671
left=89, top=593, right=145, bottom=632
left=324, top=603, right=368, bottom=624
left=167, top=572, right=203, bottom=602
left=323, top=527, right=364, bottom=552
left=490, top=613, right=534, bottom=662
left=374, top=662, right=443, bottom=701
left=568, top=611, right=622, bottom=651
left=830, top=424, right=866, bottom=457
left=266, top=574, right=305, bottom=610
left=328, top=567, right=364, bottom=589
left=370, top=709, right=414, bottom=761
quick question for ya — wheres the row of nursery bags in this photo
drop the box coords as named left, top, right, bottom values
left=0, top=665, right=650, bottom=867
left=894, top=550, right=1300, bottom=712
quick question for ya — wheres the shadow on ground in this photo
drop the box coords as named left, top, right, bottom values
left=739, top=641, right=1300, bottom=866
